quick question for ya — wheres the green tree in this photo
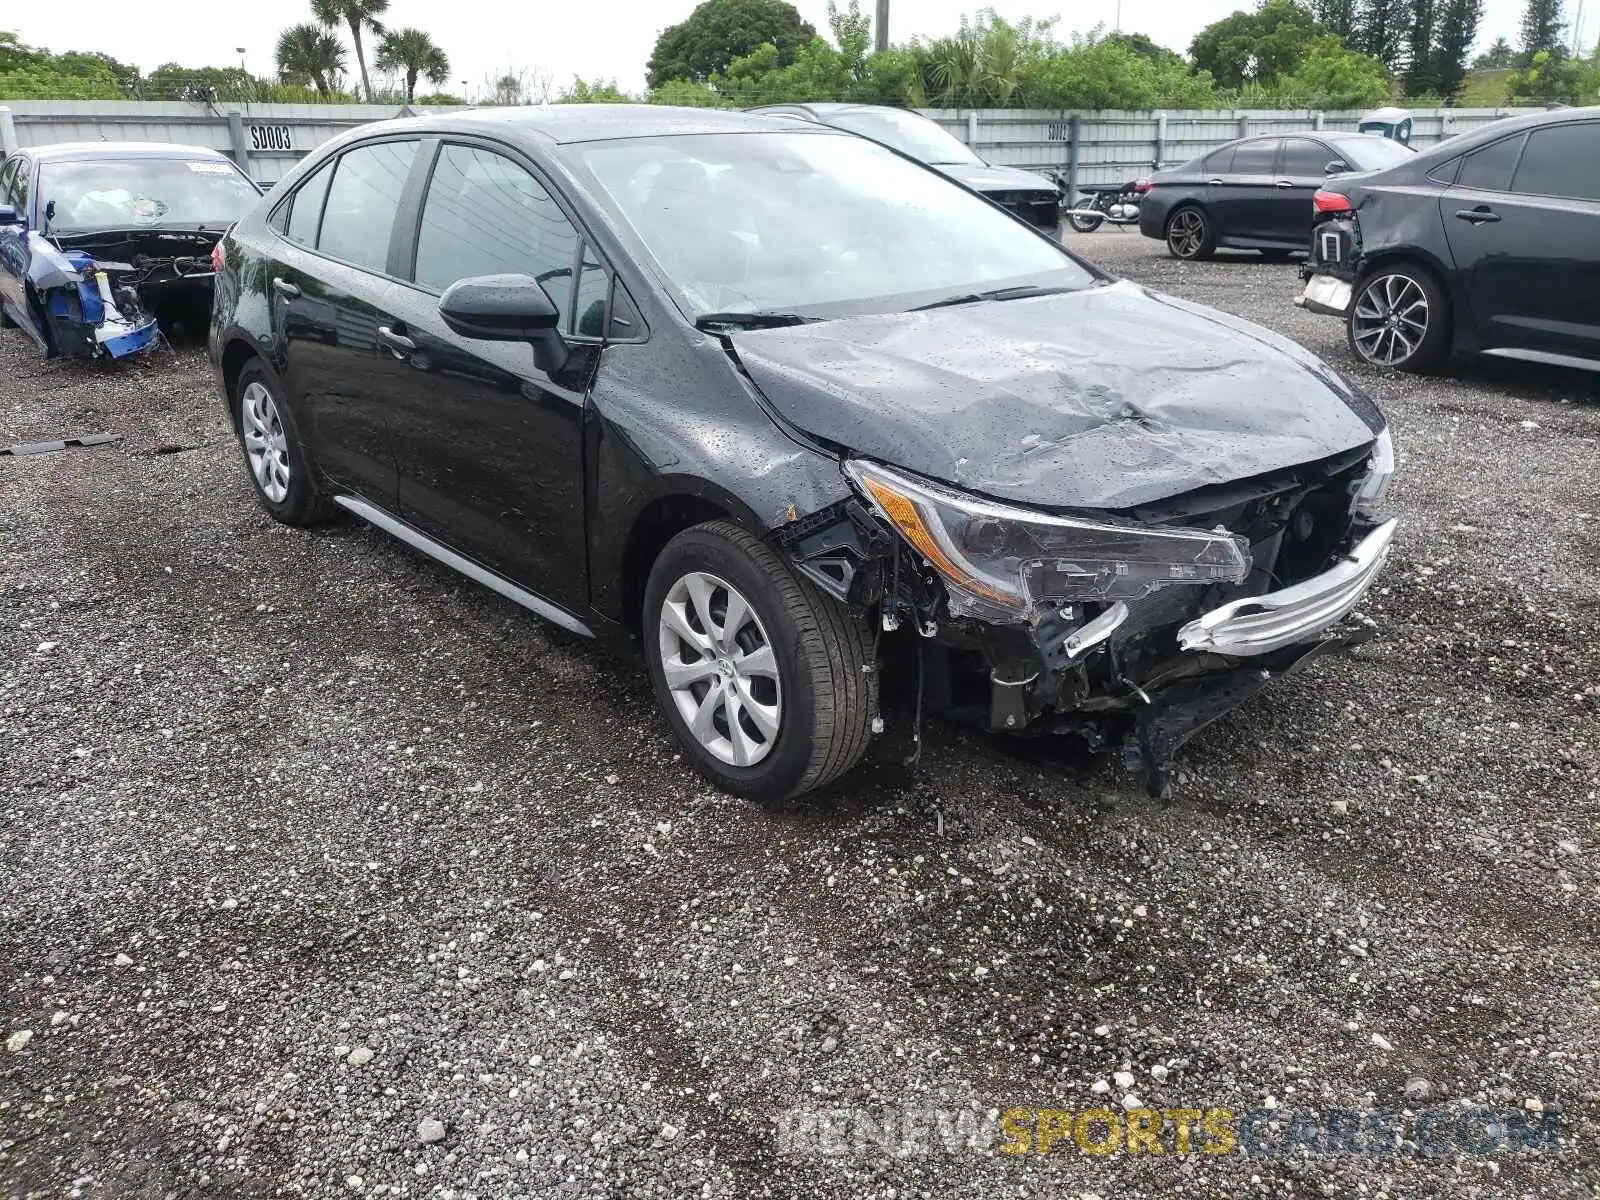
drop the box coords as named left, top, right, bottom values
left=0, top=30, right=43, bottom=73
left=646, top=78, right=726, bottom=106
left=1518, top=0, right=1565, bottom=64
left=555, top=77, right=634, bottom=103
left=1403, top=0, right=1436, bottom=94
left=1355, top=0, right=1413, bottom=69
left=1508, top=45, right=1598, bottom=101
left=376, top=27, right=449, bottom=103
left=1428, top=0, right=1484, bottom=98
left=646, top=0, right=815, bottom=88
left=1277, top=34, right=1392, bottom=105
left=276, top=22, right=348, bottom=97
left=1472, top=35, right=1515, bottom=68
left=311, top=0, right=389, bottom=101
left=1100, top=32, right=1188, bottom=68
left=1189, top=0, right=1326, bottom=89
left=1312, top=0, right=1360, bottom=40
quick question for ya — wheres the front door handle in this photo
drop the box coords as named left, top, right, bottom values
left=1275, top=180, right=1295, bottom=188
left=377, top=325, right=416, bottom=357
left=1206, top=178, right=1223, bottom=185
left=1454, top=207, right=1501, bottom=224
left=272, top=277, right=300, bottom=298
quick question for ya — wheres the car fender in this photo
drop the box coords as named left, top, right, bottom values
left=585, top=336, right=851, bottom=625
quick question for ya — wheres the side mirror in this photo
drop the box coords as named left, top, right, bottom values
left=1324, top=160, right=1349, bottom=175
left=439, top=273, right=567, bottom=373
left=0, top=204, right=19, bottom=225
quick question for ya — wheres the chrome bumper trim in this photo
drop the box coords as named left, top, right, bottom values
left=1177, top=519, right=1397, bottom=657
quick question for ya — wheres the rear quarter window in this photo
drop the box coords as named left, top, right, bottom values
left=1455, top=133, right=1527, bottom=192
left=1511, top=122, right=1600, bottom=202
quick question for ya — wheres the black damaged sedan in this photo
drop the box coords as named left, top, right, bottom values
left=209, top=105, right=1398, bottom=801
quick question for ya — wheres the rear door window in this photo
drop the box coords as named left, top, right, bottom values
left=411, top=143, right=580, bottom=324
left=1229, top=139, right=1281, bottom=175
left=1280, top=138, right=1330, bottom=177
left=1201, top=146, right=1235, bottom=174
left=316, top=140, right=419, bottom=272
left=285, top=159, right=334, bottom=246
left=1510, top=122, right=1600, bottom=202
left=1455, top=134, right=1526, bottom=192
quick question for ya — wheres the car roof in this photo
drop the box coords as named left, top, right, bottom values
left=375, top=104, right=835, bottom=145
left=752, top=102, right=923, bottom=120
left=24, top=141, right=239, bottom=163
left=1416, top=103, right=1599, bottom=153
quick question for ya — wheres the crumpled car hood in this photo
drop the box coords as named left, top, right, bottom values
left=729, top=280, right=1383, bottom=510
left=937, top=163, right=1058, bottom=194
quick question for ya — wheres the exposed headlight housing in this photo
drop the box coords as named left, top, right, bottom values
left=845, top=460, right=1252, bottom=621
left=1352, top=426, right=1395, bottom=516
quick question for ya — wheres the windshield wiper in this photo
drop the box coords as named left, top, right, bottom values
left=909, top=284, right=1079, bottom=312
left=694, top=310, right=817, bottom=331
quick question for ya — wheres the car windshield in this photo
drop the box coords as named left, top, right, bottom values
left=568, top=132, right=1092, bottom=319
left=38, top=157, right=259, bottom=232
left=821, top=108, right=983, bottom=166
left=1338, top=136, right=1416, bottom=168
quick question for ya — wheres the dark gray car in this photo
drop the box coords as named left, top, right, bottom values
left=1138, top=132, right=1416, bottom=260
left=748, top=103, right=1061, bottom=229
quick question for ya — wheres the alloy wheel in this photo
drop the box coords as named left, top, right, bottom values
left=240, top=381, right=291, bottom=503
left=1352, top=273, right=1429, bottom=367
left=658, top=571, right=782, bottom=768
left=1167, top=209, right=1206, bottom=258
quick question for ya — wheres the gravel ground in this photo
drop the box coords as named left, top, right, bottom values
left=2, top=228, right=1597, bottom=1200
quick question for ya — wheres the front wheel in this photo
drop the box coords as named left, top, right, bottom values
left=1165, top=206, right=1215, bottom=260
left=1347, top=264, right=1450, bottom=374
left=643, top=520, right=876, bottom=803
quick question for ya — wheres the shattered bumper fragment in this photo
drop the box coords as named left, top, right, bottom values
left=1176, top=519, right=1397, bottom=656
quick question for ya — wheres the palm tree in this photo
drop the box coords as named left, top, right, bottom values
left=276, top=23, right=347, bottom=97
left=376, top=27, right=450, bottom=104
left=310, top=0, right=389, bottom=102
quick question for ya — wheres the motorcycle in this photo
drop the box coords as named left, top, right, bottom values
left=1053, top=175, right=1151, bottom=233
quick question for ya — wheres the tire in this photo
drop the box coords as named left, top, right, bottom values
left=1067, top=212, right=1105, bottom=233
left=0, top=300, right=15, bottom=329
left=1165, top=205, right=1215, bottom=260
left=643, top=520, right=877, bottom=803
left=1346, top=262, right=1450, bottom=374
left=232, top=359, right=335, bottom=526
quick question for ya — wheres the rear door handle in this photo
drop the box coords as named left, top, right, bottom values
left=1206, top=178, right=1223, bottom=185
left=377, top=325, right=416, bottom=356
left=1454, top=207, right=1501, bottom=224
left=272, top=277, right=300, bottom=298
left=1275, top=180, right=1295, bottom=189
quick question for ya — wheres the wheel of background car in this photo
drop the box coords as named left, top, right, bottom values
left=642, top=519, right=876, bottom=804
left=1347, top=264, right=1450, bottom=374
left=1067, top=211, right=1104, bottom=233
left=1165, top=206, right=1215, bottom=260
left=232, top=360, right=335, bottom=526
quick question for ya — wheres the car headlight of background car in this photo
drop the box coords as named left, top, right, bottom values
left=845, top=460, right=1252, bottom=621
left=1352, top=426, right=1395, bottom=517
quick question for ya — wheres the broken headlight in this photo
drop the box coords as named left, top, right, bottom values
left=1352, top=426, right=1395, bottom=517
left=845, top=460, right=1251, bottom=621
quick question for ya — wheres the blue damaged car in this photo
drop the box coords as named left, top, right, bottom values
left=0, top=141, right=260, bottom=360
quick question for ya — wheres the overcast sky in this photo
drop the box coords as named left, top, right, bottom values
left=9, top=0, right=1544, bottom=100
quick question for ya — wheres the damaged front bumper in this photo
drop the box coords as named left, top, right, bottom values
left=780, top=465, right=1398, bottom=796
left=42, top=256, right=161, bottom=360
